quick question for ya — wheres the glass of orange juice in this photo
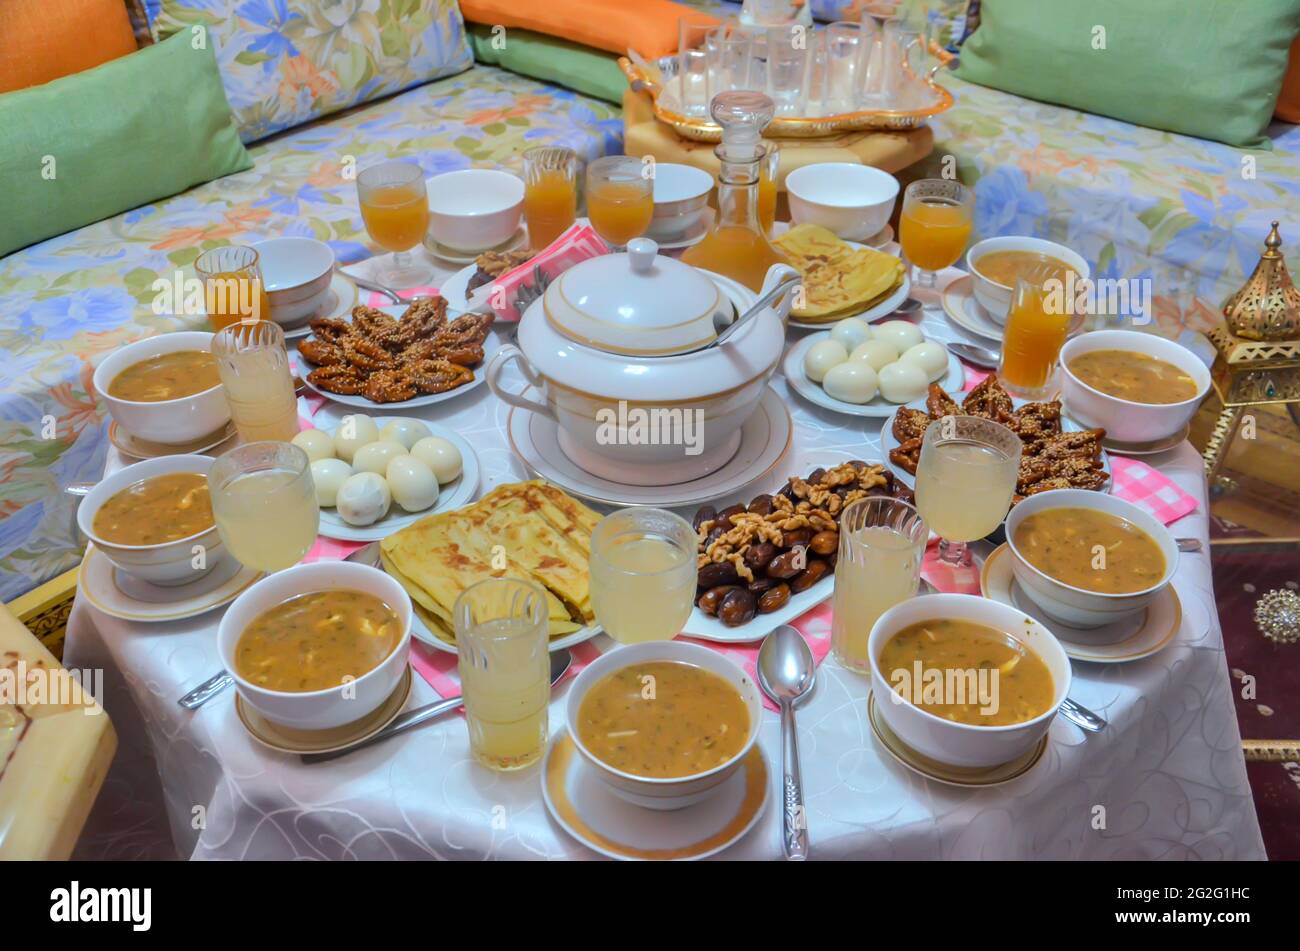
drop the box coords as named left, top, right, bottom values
left=585, top=155, right=654, bottom=251
left=998, top=278, right=1083, bottom=400
left=195, top=245, right=270, bottom=331
left=523, top=146, right=579, bottom=252
left=899, top=178, right=974, bottom=288
left=357, top=160, right=432, bottom=287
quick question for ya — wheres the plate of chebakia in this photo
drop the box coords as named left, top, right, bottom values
left=774, top=224, right=910, bottom=329
left=375, top=480, right=604, bottom=654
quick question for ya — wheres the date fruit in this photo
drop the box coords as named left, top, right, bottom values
left=697, top=585, right=738, bottom=616
left=758, top=582, right=791, bottom=614
left=698, top=561, right=741, bottom=589
left=718, top=588, right=757, bottom=627
left=742, top=542, right=777, bottom=573
left=790, top=558, right=829, bottom=593
left=810, top=530, right=838, bottom=556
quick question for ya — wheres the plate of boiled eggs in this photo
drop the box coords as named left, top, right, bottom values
left=290, top=414, right=479, bottom=542
left=783, top=317, right=964, bottom=418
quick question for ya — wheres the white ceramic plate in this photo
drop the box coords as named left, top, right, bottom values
left=305, top=415, right=479, bottom=542
left=940, top=274, right=1005, bottom=343
left=506, top=385, right=793, bottom=508
left=788, top=272, right=911, bottom=331
left=783, top=330, right=965, bottom=419
left=980, top=544, right=1181, bottom=664
left=681, top=574, right=832, bottom=644
left=297, top=323, right=502, bottom=411
left=880, top=393, right=1112, bottom=491
left=281, top=272, right=361, bottom=341
left=438, top=263, right=480, bottom=315
left=77, top=546, right=264, bottom=623
left=541, top=732, right=769, bottom=860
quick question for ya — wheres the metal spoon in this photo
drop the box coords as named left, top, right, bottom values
left=301, top=649, right=573, bottom=764
left=757, top=624, right=815, bottom=862
left=705, top=274, right=802, bottom=350
left=65, top=482, right=95, bottom=497
left=1059, top=697, right=1106, bottom=734
left=893, top=297, right=923, bottom=316
left=946, top=341, right=1001, bottom=369
left=340, top=267, right=402, bottom=305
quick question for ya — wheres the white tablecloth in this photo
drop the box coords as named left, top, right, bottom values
left=66, top=262, right=1265, bottom=860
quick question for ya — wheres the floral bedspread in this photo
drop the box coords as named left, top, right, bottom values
left=0, top=65, right=620, bottom=601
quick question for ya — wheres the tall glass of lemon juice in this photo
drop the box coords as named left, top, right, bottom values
left=588, top=507, right=697, bottom=644
left=208, top=442, right=320, bottom=573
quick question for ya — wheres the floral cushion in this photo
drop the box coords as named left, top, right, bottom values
left=142, top=0, right=474, bottom=142
left=0, top=65, right=620, bottom=600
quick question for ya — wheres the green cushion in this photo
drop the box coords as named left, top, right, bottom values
left=956, top=0, right=1300, bottom=149
left=469, top=23, right=628, bottom=105
left=0, top=32, right=251, bottom=258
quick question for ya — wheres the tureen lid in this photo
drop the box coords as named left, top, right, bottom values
left=546, top=238, right=727, bottom=356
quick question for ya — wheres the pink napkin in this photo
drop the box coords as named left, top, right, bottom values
left=469, top=223, right=608, bottom=322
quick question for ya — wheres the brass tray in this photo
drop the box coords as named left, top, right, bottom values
left=619, top=48, right=955, bottom=142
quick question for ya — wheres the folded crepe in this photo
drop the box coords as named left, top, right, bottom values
left=775, top=223, right=904, bottom=321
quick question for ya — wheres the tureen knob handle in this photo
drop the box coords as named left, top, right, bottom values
left=627, top=237, right=659, bottom=274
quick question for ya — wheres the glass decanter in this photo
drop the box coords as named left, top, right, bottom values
left=681, top=91, right=789, bottom=293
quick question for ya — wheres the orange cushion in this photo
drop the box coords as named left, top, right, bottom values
left=0, top=0, right=138, bottom=94
left=1277, top=35, right=1300, bottom=123
left=459, top=0, right=717, bottom=60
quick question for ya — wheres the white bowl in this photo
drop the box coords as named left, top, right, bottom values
left=869, top=593, right=1071, bottom=769
left=92, top=331, right=230, bottom=446
left=1060, top=329, right=1211, bottom=444
left=218, top=561, right=412, bottom=731
left=786, top=162, right=899, bottom=242
left=966, top=236, right=1090, bottom=324
left=565, top=640, right=763, bottom=811
left=426, top=169, right=525, bottom=253
left=1005, top=488, right=1179, bottom=632
left=648, top=163, right=713, bottom=242
left=252, top=237, right=334, bottom=326
left=76, top=454, right=227, bottom=586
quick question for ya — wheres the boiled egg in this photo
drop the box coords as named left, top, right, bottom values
left=849, top=339, right=899, bottom=371
left=310, top=458, right=352, bottom=508
left=829, top=318, right=872, bottom=354
left=291, top=429, right=335, bottom=463
left=822, top=361, right=879, bottom=404
left=878, top=361, right=929, bottom=403
left=899, top=341, right=950, bottom=382
left=352, top=439, right=407, bottom=475
left=335, top=472, right=391, bottom=526
left=410, top=436, right=463, bottom=484
left=386, top=456, right=440, bottom=513
left=873, top=320, right=925, bottom=352
left=803, top=339, right=849, bottom=383
left=380, top=418, right=433, bottom=451
left=333, top=414, right=380, bottom=463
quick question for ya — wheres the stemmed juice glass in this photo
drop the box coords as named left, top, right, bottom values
left=195, top=245, right=270, bottom=331
left=585, top=155, right=654, bottom=251
left=588, top=507, right=696, bottom=644
left=914, top=415, right=1022, bottom=568
left=208, top=441, right=320, bottom=574
left=899, top=178, right=974, bottom=288
left=522, top=146, right=579, bottom=251
left=357, top=159, right=432, bottom=288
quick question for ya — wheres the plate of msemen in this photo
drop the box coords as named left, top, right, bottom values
left=774, top=224, right=910, bottom=329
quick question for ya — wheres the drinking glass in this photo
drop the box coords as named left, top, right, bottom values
left=825, top=21, right=868, bottom=114
left=195, top=245, right=269, bottom=331
left=455, top=577, right=551, bottom=771
left=211, top=320, right=299, bottom=443
left=898, top=178, right=974, bottom=288
left=357, top=159, right=432, bottom=288
left=766, top=26, right=808, bottom=116
left=678, top=17, right=716, bottom=117
left=914, top=416, right=1022, bottom=568
left=801, top=30, right=831, bottom=117
left=832, top=497, right=928, bottom=673
left=585, top=155, right=654, bottom=251
left=522, top=146, right=579, bottom=252
left=208, top=441, right=319, bottom=574
left=589, top=507, right=696, bottom=644
left=999, top=278, right=1082, bottom=400
left=706, top=23, right=755, bottom=97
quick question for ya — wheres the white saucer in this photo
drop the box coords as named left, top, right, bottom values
left=542, top=732, right=769, bottom=860
left=302, top=413, right=480, bottom=543
left=506, top=386, right=793, bottom=508
left=281, top=272, right=361, bottom=340
left=438, top=263, right=483, bottom=315
left=78, top=545, right=264, bottom=623
left=423, top=226, right=527, bottom=265
left=650, top=207, right=715, bottom=250
left=109, top=420, right=238, bottom=460
left=940, top=274, right=1004, bottom=343
left=783, top=330, right=964, bottom=419
left=979, top=544, right=1181, bottom=663
left=236, top=668, right=412, bottom=755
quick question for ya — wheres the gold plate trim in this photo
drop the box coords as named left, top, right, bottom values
left=235, top=668, right=413, bottom=755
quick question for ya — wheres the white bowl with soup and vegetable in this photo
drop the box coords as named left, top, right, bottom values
left=966, top=237, right=1089, bottom=323
left=566, top=640, right=762, bottom=811
left=76, top=454, right=226, bottom=586
left=1005, top=489, right=1178, bottom=633
left=217, top=561, right=412, bottom=731
left=868, top=593, right=1071, bottom=769
left=92, top=331, right=230, bottom=445
left=1060, top=330, right=1210, bottom=444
